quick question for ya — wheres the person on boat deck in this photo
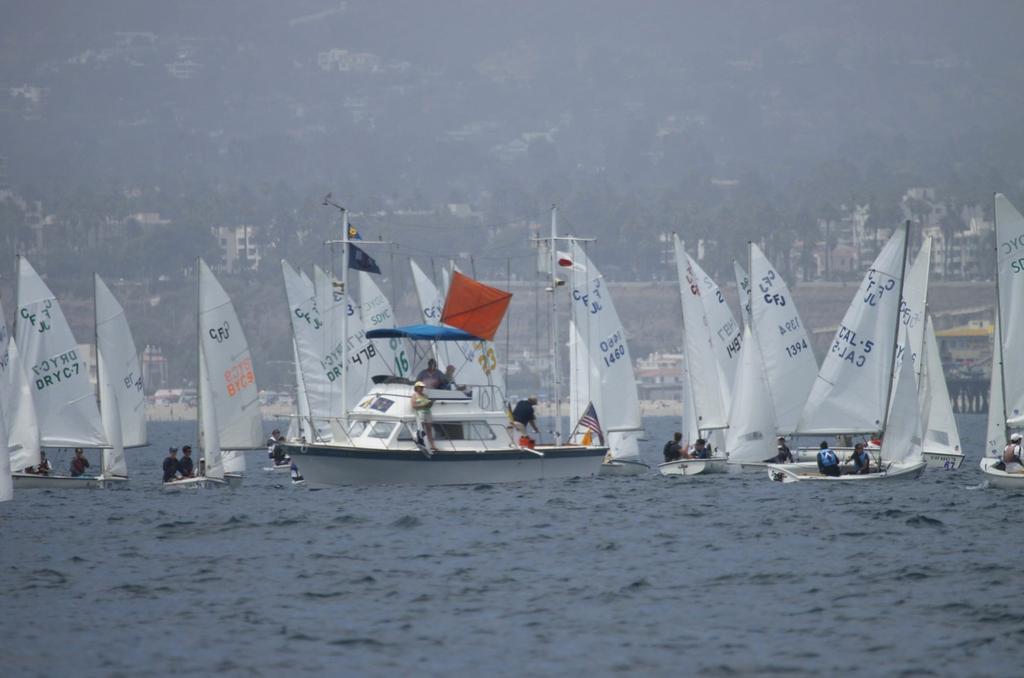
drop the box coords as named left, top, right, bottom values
left=416, top=359, right=445, bottom=389
left=442, top=364, right=468, bottom=392
left=69, top=448, right=90, bottom=477
left=412, top=381, right=438, bottom=451
left=178, top=445, right=195, bottom=478
left=995, top=433, right=1024, bottom=471
left=162, top=447, right=180, bottom=483
left=692, top=438, right=712, bottom=459
left=663, top=432, right=683, bottom=462
left=512, top=396, right=541, bottom=437
left=816, top=441, right=841, bottom=477
left=763, top=436, right=794, bottom=464
left=848, top=442, right=871, bottom=475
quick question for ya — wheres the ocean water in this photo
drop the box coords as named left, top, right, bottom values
left=1, top=414, right=1021, bottom=677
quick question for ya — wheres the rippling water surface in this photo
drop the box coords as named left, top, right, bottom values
left=2, top=415, right=1021, bottom=677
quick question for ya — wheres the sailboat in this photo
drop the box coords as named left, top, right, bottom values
left=658, top=236, right=740, bottom=475
left=981, top=193, right=1024, bottom=488
left=94, top=274, right=147, bottom=487
left=565, top=240, right=647, bottom=475
left=725, top=243, right=818, bottom=471
left=768, top=225, right=927, bottom=482
left=1, top=306, right=20, bottom=502
left=919, top=316, right=964, bottom=469
left=164, top=259, right=262, bottom=489
left=12, top=257, right=108, bottom=489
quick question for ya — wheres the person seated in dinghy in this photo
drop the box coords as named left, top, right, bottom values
left=816, top=441, right=841, bottom=477
left=178, top=445, right=195, bottom=478
left=162, top=448, right=181, bottom=483
left=994, top=433, right=1024, bottom=471
left=691, top=438, right=712, bottom=460
left=290, top=461, right=303, bottom=483
left=663, top=432, right=684, bottom=462
left=266, top=429, right=288, bottom=466
left=69, top=448, right=91, bottom=477
left=846, top=442, right=872, bottom=475
left=763, top=436, right=794, bottom=464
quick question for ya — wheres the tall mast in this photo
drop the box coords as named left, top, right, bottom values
left=879, top=221, right=911, bottom=464
left=549, top=205, right=561, bottom=444
left=340, top=208, right=350, bottom=425
left=994, top=193, right=1010, bottom=443
left=196, top=257, right=203, bottom=458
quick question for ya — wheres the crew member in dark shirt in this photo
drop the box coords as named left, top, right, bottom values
left=178, top=445, right=195, bottom=478
left=69, top=448, right=90, bottom=477
left=162, top=447, right=180, bottom=483
left=663, top=432, right=683, bottom=462
left=764, top=436, right=794, bottom=464
left=512, top=396, right=540, bottom=436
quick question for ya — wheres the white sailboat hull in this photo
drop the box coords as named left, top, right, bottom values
left=979, top=458, right=1024, bottom=490
left=766, top=460, right=927, bottom=483
left=161, top=476, right=231, bottom=491
left=921, top=450, right=965, bottom=470
left=728, top=461, right=770, bottom=473
left=657, top=457, right=729, bottom=476
left=289, top=443, right=606, bottom=487
left=597, top=458, right=649, bottom=476
left=12, top=473, right=103, bottom=490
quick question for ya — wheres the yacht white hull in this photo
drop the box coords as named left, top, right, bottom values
left=922, top=450, right=965, bottom=470
left=979, top=458, right=1024, bottom=490
left=262, top=463, right=291, bottom=473
left=657, top=457, right=729, bottom=476
left=598, top=458, right=649, bottom=476
left=161, top=476, right=230, bottom=491
left=767, top=460, right=927, bottom=483
left=288, top=443, right=607, bottom=487
left=13, top=473, right=103, bottom=490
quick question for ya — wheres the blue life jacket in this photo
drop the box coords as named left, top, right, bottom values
left=818, top=448, right=839, bottom=467
left=853, top=449, right=870, bottom=469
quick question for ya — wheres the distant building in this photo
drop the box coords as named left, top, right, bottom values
left=318, top=49, right=382, bottom=73
left=216, top=225, right=261, bottom=272
left=142, top=345, right=168, bottom=392
left=936, top=320, right=993, bottom=378
left=635, top=352, right=684, bottom=400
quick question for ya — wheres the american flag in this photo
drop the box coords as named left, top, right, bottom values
left=578, top=402, right=605, bottom=445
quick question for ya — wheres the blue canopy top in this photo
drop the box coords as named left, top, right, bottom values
left=366, top=323, right=483, bottom=342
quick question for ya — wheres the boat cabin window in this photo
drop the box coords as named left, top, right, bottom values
left=367, top=421, right=397, bottom=439
left=347, top=420, right=369, bottom=437
left=430, top=421, right=496, bottom=441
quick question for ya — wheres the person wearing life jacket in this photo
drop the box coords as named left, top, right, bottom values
left=848, top=442, right=871, bottom=474
left=816, top=440, right=841, bottom=477
left=663, top=432, right=683, bottom=462
left=995, top=432, right=1024, bottom=471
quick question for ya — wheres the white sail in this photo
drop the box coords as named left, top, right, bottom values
left=726, top=325, right=777, bottom=463
left=880, top=341, right=924, bottom=466
left=0, top=299, right=40, bottom=472
left=198, top=342, right=224, bottom=479
left=749, top=244, right=818, bottom=434
left=358, top=271, right=411, bottom=379
left=679, top=351, right=700, bottom=447
left=920, top=316, right=961, bottom=455
left=569, top=241, right=642, bottom=459
left=797, top=227, right=907, bottom=434
left=315, top=265, right=375, bottom=415
left=672, top=236, right=729, bottom=430
left=197, top=259, right=262, bottom=449
left=286, top=337, right=311, bottom=441
left=986, top=316, right=1006, bottom=458
left=733, top=260, right=751, bottom=327
left=409, top=259, right=450, bottom=366
left=568, top=318, right=584, bottom=426
left=995, top=194, right=1024, bottom=426
left=0, top=414, right=10, bottom=502
left=95, top=275, right=146, bottom=477
left=894, top=238, right=932, bottom=378
left=689, top=255, right=742, bottom=409
left=15, top=257, right=107, bottom=447
left=282, top=261, right=342, bottom=436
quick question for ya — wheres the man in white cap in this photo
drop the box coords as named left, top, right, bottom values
left=411, top=381, right=437, bottom=451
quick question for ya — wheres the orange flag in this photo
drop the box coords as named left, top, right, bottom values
left=441, top=271, right=513, bottom=341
